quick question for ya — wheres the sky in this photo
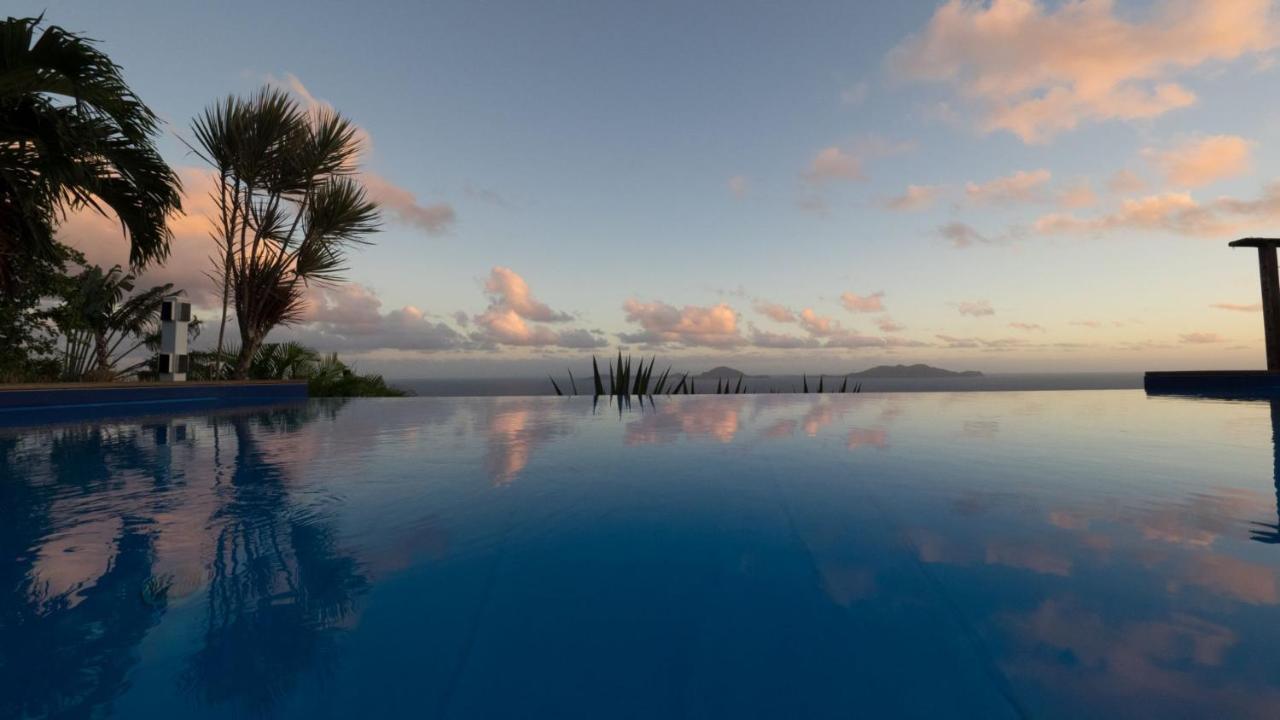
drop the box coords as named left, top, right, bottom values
left=23, top=0, right=1280, bottom=377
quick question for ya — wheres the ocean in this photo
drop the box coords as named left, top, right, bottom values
left=392, top=372, right=1144, bottom=397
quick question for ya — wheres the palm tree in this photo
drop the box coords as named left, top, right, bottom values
left=0, top=15, right=182, bottom=298
left=190, top=88, right=380, bottom=379
left=54, top=265, right=172, bottom=380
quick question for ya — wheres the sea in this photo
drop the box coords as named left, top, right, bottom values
left=392, top=372, right=1144, bottom=397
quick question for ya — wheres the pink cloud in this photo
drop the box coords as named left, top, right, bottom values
left=483, top=266, right=571, bottom=322
left=1057, top=179, right=1097, bottom=209
left=1035, top=184, right=1280, bottom=238
left=1211, top=302, right=1261, bottom=312
left=798, top=308, right=839, bottom=336
left=728, top=175, right=748, bottom=198
left=966, top=169, right=1051, bottom=204
left=1108, top=169, right=1147, bottom=195
left=620, top=299, right=743, bottom=347
left=363, top=173, right=456, bottom=234
left=804, top=146, right=864, bottom=184
left=749, top=327, right=821, bottom=349
left=885, top=184, right=940, bottom=211
left=471, top=267, right=601, bottom=348
left=1009, top=322, right=1045, bottom=332
left=877, top=317, right=906, bottom=333
left=1145, top=135, right=1253, bottom=188
left=957, top=299, right=995, bottom=317
left=840, top=291, right=886, bottom=313
left=753, top=301, right=797, bottom=323
left=1180, top=332, right=1224, bottom=344
left=889, top=0, right=1276, bottom=142
left=57, top=166, right=222, bottom=307
left=292, top=283, right=466, bottom=351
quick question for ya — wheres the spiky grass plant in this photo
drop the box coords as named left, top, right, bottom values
left=550, top=355, right=862, bottom=396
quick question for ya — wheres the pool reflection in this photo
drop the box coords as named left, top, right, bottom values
left=4, top=392, right=1280, bottom=718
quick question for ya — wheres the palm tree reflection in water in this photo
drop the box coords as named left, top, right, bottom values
left=0, top=402, right=367, bottom=717
left=183, top=405, right=368, bottom=714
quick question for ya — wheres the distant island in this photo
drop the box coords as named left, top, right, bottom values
left=696, top=364, right=980, bottom=380
left=847, top=364, right=982, bottom=378
left=697, top=366, right=767, bottom=379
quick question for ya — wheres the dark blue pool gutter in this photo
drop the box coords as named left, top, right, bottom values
left=1144, top=370, right=1280, bottom=398
left=0, top=380, right=308, bottom=411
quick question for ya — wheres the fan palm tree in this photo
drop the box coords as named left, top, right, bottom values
left=0, top=15, right=182, bottom=298
left=190, top=88, right=380, bottom=378
left=54, top=264, right=172, bottom=380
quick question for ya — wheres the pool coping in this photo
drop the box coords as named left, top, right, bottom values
left=0, top=380, right=309, bottom=411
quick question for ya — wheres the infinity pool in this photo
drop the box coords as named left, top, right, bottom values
left=4, top=391, right=1280, bottom=718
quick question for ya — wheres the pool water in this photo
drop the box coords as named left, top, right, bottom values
left=4, top=391, right=1280, bottom=718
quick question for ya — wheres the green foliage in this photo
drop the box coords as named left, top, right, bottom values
left=306, top=352, right=405, bottom=398
left=0, top=242, right=82, bottom=382
left=0, top=15, right=181, bottom=298
left=190, top=87, right=381, bottom=378
left=52, top=265, right=172, bottom=380
left=188, top=342, right=404, bottom=397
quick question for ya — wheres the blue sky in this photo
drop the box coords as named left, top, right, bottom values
left=26, top=0, right=1280, bottom=376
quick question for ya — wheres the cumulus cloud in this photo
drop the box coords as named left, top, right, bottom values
left=885, top=184, right=940, bottom=211
left=798, top=308, right=840, bottom=336
left=803, top=136, right=914, bottom=187
left=363, top=174, right=456, bottom=234
left=1211, top=302, right=1261, bottom=312
left=957, top=300, right=995, bottom=317
left=877, top=317, right=906, bottom=333
left=1145, top=135, right=1253, bottom=188
left=1057, top=179, right=1097, bottom=209
left=1180, top=332, right=1224, bottom=344
left=482, top=266, right=572, bottom=322
left=293, top=284, right=467, bottom=351
left=804, top=146, right=864, bottom=184
left=1108, top=169, right=1147, bottom=195
left=1035, top=184, right=1280, bottom=238
left=749, top=326, right=821, bottom=349
left=840, top=291, right=886, bottom=313
left=966, top=169, right=1051, bottom=204
left=889, top=0, right=1277, bottom=142
left=620, top=299, right=743, bottom=347
left=754, top=301, right=797, bottom=323
left=471, top=267, right=602, bottom=348
left=58, top=166, right=223, bottom=307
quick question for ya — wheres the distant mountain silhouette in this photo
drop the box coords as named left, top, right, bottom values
left=847, top=364, right=981, bottom=378
left=696, top=366, right=765, bottom=379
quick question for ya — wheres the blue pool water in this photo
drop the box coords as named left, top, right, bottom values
left=4, top=391, right=1280, bottom=718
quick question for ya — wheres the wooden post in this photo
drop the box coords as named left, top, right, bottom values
left=1229, top=239, right=1280, bottom=371
left=1260, top=246, right=1280, bottom=371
